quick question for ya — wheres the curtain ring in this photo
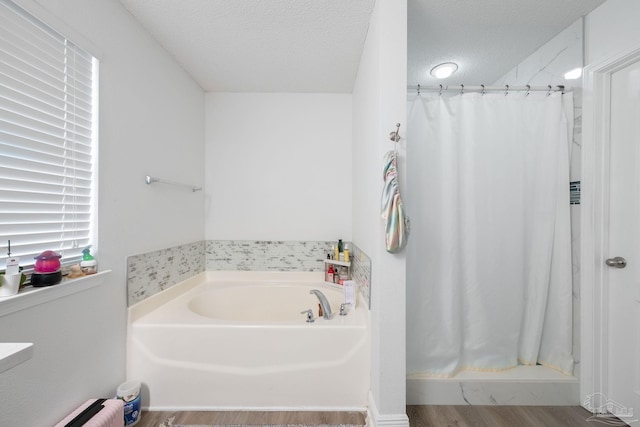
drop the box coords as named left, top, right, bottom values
left=439, top=84, right=443, bottom=96
left=481, top=84, right=485, bottom=96
left=504, top=85, right=509, bottom=96
left=546, top=85, right=552, bottom=96
left=417, top=84, right=421, bottom=96
left=525, top=84, right=531, bottom=96
left=460, top=84, right=464, bottom=95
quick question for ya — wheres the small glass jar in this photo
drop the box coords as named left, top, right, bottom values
left=338, top=266, right=348, bottom=285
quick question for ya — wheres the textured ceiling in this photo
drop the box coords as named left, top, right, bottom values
left=118, top=0, right=376, bottom=92
left=408, top=0, right=606, bottom=87
left=119, top=0, right=607, bottom=93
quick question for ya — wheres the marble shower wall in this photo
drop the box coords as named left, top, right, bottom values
left=127, top=240, right=372, bottom=307
left=492, top=18, right=582, bottom=181
left=493, top=18, right=583, bottom=375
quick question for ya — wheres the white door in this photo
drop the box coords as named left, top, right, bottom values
left=608, top=57, right=640, bottom=421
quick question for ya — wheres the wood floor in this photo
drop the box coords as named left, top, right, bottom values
left=137, top=410, right=366, bottom=426
left=137, top=406, right=628, bottom=427
left=406, top=405, right=628, bottom=426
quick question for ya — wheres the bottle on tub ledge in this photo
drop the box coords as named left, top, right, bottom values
left=338, top=239, right=344, bottom=261
left=338, top=266, right=348, bottom=285
left=326, top=264, right=335, bottom=283
left=344, top=280, right=356, bottom=309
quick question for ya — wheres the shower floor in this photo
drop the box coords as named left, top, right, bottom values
left=407, top=366, right=578, bottom=405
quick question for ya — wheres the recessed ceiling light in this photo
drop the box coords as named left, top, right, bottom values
left=564, top=67, right=582, bottom=80
left=430, top=62, right=458, bottom=79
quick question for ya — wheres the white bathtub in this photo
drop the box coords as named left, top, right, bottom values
left=127, top=271, right=370, bottom=411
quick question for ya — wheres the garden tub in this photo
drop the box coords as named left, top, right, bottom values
left=127, top=271, right=370, bottom=411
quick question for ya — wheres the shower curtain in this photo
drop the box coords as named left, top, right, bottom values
left=406, top=91, right=574, bottom=377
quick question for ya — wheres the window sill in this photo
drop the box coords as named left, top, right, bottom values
left=0, top=270, right=112, bottom=318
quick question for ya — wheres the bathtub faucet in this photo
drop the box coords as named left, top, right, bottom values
left=310, top=289, right=333, bottom=320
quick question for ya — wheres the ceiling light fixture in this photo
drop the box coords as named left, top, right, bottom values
left=564, top=67, right=583, bottom=80
left=430, top=62, right=458, bottom=79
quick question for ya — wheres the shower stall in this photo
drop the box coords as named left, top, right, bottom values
left=405, top=86, right=580, bottom=405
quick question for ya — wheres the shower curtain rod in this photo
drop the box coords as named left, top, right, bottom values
left=409, top=84, right=565, bottom=95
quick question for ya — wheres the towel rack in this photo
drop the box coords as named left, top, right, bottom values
left=145, top=175, right=202, bottom=192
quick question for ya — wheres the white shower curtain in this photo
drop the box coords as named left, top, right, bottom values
left=406, top=91, right=574, bottom=377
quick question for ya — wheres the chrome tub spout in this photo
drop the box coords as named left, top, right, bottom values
left=310, top=289, right=333, bottom=319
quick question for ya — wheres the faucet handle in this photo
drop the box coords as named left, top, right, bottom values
left=339, top=303, right=351, bottom=316
left=300, top=309, right=315, bottom=323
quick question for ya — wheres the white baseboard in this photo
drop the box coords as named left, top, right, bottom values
left=145, top=405, right=367, bottom=412
left=366, top=391, right=409, bottom=427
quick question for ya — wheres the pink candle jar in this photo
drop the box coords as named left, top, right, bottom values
left=34, top=250, right=62, bottom=273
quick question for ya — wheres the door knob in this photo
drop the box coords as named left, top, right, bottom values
left=605, top=257, right=627, bottom=268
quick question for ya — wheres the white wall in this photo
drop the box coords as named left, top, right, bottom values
left=205, top=92, right=352, bottom=241
left=1, top=280, right=119, bottom=426
left=579, top=0, right=640, bottom=405
left=585, top=0, right=640, bottom=66
left=352, top=0, right=408, bottom=424
left=0, top=0, right=205, bottom=425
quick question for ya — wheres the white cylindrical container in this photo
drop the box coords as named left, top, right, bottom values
left=344, top=280, right=356, bottom=308
left=117, top=380, right=141, bottom=426
left=0, top=274, right=21, bottom=297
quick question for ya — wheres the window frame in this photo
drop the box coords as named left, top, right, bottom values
left=0, top=0, right=101, bottom=273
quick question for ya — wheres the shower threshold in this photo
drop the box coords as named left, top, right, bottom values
left=407, top=366, right=578, bottom=405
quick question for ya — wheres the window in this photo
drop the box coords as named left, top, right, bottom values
left=0, top=0, right=97, bottom=269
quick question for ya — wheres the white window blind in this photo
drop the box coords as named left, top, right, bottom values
left=0, top=0, right=96, bottom=268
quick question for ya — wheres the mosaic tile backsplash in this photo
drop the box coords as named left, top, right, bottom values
left=350, top=243, right=371, bottom=308
left=127, top=241, right=205, bottom=306
left=205, top=240, right=332, bottom=272
left=127, top=240, right=371, bottom=307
